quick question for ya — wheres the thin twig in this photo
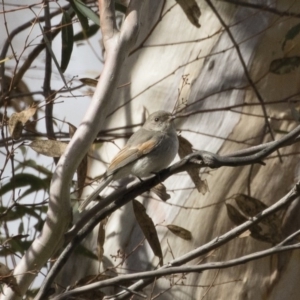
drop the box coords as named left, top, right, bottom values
left=0, top=4, right=68, bottom=103
left=40, top=124, right=300, bottom=298
left=111, top=185, right=300, bottom=300
left=53, top=234, right=300, bottom=299
left=30, top=0, right=142, bottom=299
left=42, top=0, right=58, bottom=166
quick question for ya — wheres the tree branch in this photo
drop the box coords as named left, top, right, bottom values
left=0, top=4, right=69, bottom=104
left=2, top=1, right=142, bottom=299
left=37, top=123, right=300, bottom=298
left=67, top=122, right=300, bottom=243
left=53, top=241, right=300, bottom=299
left=112, top=183, right=300, bottom=299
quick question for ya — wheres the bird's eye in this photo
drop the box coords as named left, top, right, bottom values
left=154, top=117, right=159, bottom=122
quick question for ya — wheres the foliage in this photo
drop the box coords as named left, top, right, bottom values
left=1, top=1, right=300, bottom=299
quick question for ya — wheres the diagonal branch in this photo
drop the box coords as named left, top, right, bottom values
left=68, top=123, right=300, bottom=243
left=112, top=184, right=300, bottom=299
left=2, top=1, right=143, bottom=299
left=0, top=4, right=69, bottom=104
left=38, top=123, right=300, bottom=298
left=53, top=241, right=300, bottom=299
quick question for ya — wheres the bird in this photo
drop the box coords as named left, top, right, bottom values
left=78, top=110, right=179, bottom=212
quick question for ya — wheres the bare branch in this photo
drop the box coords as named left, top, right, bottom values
left=67, top=123, right=300, bottom=242
left=3, top=1, right=142, bottom=299
left=0, top=5, right=68, bottom=104
left=52, top=241, right=300, bottom=299
left=36, top=124, right=300, bottom=298
left=111, top=184, right=300, bottom=299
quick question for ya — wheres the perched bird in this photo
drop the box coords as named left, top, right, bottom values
left=79, top=110, right=178, bottom=212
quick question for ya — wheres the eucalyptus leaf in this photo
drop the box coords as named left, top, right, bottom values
left=73, top=24, right=99, bottom=41
left=269, top=56, right=300, bottom=75
left=0, top=173, right=49, bottom=197
left=38, top=22, right=68, bottom=88
left=61, top=11, right=74, bottom=73
left=73, top=0, right=100, bottom=26
left=282, top=23, right=300, bottom=50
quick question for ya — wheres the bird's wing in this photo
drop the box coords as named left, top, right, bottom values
left=107, top=133, right=163, bottom=175
left=78, top=175, right=113, bottom=212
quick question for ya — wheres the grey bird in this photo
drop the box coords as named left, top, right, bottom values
left=78, top=110, right=178, bottom=212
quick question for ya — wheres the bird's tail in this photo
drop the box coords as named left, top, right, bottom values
left=78, top=175, right=113, bottom=212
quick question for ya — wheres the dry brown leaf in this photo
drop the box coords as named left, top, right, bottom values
left=77, top=155, right=87, bottom=198
left=178, top=135, right=193, bottom=157
left=176, top=0, right=201, bottom=28
left=249, top=214, right=282, bottom=244
left=97, top=218, right=108, bottom=262
left=132, top=200, right=163, bottom=266
left=250, top=227, right=282, bottom=244
left=239, top=230, right=251, bottom=238
left=151, top=183, right=170, bottom=201
left=235, top=194, right=268, bottom=218
left=29, top=140, right=68, bottom=157
left=0, top=262, right=10, bottom=277
left=225, top=203, right=248, bottom=225
left=178, top=135, right=208, bottom=194
left=9, top=106, right=37, bottom=140
left=228, top=196, right=282, bottom=244
left=166, top=224, right=192, bottom=240
left=187, top=167, right=209, bottom=195
left=235, top=194, right=280, bottom=227
left=8, top=115, right=23, bottom=140
left=68, top=122, right=77, bottom=138
left=0, top=263, right=21, bottom=296
left=79, top=77, right=98, bottom=87
left=4, top=76, right=34, bottom=111
left=66, top=123, right=87, bottom=197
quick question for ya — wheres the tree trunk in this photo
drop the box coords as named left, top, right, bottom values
left=58, top=1, right=300, bottom=299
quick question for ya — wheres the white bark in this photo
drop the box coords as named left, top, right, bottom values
left=63, top=0, right=300, bottom=299
left=3, top=0, right=300, bottom=299
left=1, top=0, right=144, bottom=299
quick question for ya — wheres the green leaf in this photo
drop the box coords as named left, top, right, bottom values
left=15, top=159, right=52, bottom=176
left=73, top=24, right=100, bottom=41
left=132, top=200, right=163, bottom=266
left=0, top=173, right=49, bottom=197
left=9, top=239, right=31, bottom=255
left=73, top=0, right=100, bottom=26
left=18, top=222, right=24, bottom=235
left=70, top=1, right=89, bottom=32
left=0, top=204, right=47, bottom=222
left=0, top=206, right=27, bottom=221
left=274, top=129, right=289, bottom=134
left=21, top=205, right=47, bottom=221
left=61, top=11, right=74, bottom=73
left=269, top=56, right=300, bottom=75
left=115, top=3, right=127, bottom=14
left=75, top=244, right=98, bottom=260
left=38, top=22, right=68, bottom=88
left=282, top=23, right=300, bottom=50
